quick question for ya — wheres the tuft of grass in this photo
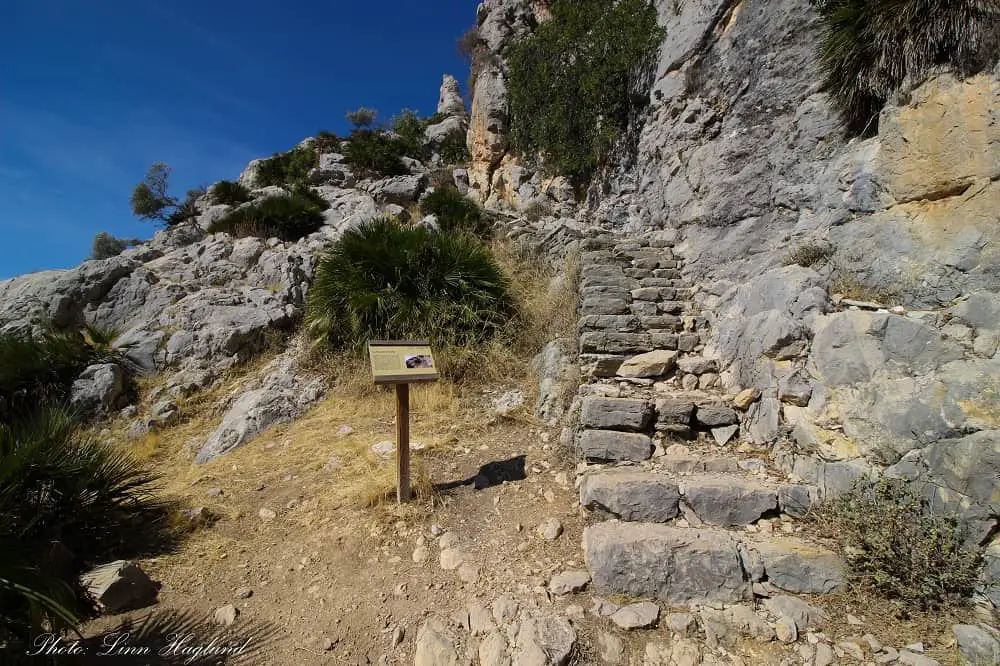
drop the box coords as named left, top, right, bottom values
left=830, top=274, right=901, bottom=305
left=419, top=186, right=490, bottom=236
left=207, top=188, right=330, bottom=241
left=810, top=476, right=983, bottom=609
left=811, top=0, right=1000, bottom=134
left=782, top=242, right=833, bottom=268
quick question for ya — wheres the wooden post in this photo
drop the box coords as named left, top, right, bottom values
left=395, top=383, right=411, bottom=503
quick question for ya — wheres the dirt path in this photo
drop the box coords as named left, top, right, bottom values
left=84, top=379, right=597, bottom=665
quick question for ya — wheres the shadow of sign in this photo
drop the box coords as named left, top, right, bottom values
left=433, top=455, right=527, bottom=493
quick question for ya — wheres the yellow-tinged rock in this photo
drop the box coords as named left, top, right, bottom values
left=733, top=388, right=761, bottom=410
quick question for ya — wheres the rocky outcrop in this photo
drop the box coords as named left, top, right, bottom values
left=467, top=63, right=510, bottom=200
left=195, top=339, right=325, bottom=464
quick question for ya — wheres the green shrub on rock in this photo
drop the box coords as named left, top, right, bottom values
left=816, top=476, right=983, bottom=608
left=811, top=0, right=1000, bottom=134
left=419, top=186, right=490, bottom=237
left=207, top=188, right=329, bottom=241
left=390, top=109, right=429, bottom=161
left=257, top=146, right=318, bottom=187
left=91, top=232, right=141, bottom=260
left=210, top=180, right=251, bottom=206
left=306, top=217, right=513, bottom=349
left=342, top=129, right=410, bottom=179
left=130, top=162, right=178, bottom=224
left=314, top=130, right=342, bottom=154
left=507, top=0, right=663, bottom=189
left=438, top=131, right=470, bottom=165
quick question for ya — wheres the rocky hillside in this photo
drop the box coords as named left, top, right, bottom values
left=3, top=0, right=1000, bottom=663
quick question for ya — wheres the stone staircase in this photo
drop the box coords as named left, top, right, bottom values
left=572, top=233, right=845, bottom=609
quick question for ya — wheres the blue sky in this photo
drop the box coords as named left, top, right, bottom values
left=0, top=0, right=475, bottom=279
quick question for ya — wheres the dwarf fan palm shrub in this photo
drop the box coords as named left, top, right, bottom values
left=209, top=180, right=251, bottom=206
left=0, top=410, right=169, bottom=642
left=207, top=188, right=330, bottom=241
left=306, top=217, right=514, bottom=349
left=0, top=327, right=120, bottom=423
left=811, top=0, right=1000, bottom=134
left=420, top=186, right=490, bottom=237
left=342, top=129, right=410, bottom=178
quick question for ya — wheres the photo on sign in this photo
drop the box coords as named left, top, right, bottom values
left=404, top=354, right=434, bottom=369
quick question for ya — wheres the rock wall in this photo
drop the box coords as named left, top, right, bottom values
left=581, top=0, right=1000, bottom=612
left=466, top=0, right=1000, bottom=614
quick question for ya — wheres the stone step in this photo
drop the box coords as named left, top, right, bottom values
left=580, top=331, right=678, bottom=354
left=580, top=297, right=630, bottom=316
left=579, top=429, right=653, bottom=462
left=580, top=236, right=616, bottom=251
left=583, top=523, right=845, bottom=606
left=583, top=523, right=749, bottom=605
left=580, top=469, right=818, bottom=527
left=637, top=277, right=683, bottom=288
left=577, top=314, right=643, bottom=332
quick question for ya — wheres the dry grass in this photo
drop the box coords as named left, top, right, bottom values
left=814, top=589, right=974, bottom=665
left=782, top=241, right=832, bottom=268
left=830, top=274, right=902, bottom=306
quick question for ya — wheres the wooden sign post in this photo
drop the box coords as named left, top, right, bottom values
left=368, top=341, right=438, bottom=503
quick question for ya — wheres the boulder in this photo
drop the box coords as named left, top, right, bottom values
left=70, top=363, right=126, bottom=414
left=751, top=539, right=845, bottom=594
left=414, top=617, right=459, bottom=666
left=238, top=158, right=265, bottom=190
left=511, top=615, right=576, bottom=666
left=610, top=602, right=660, bottom=630
left=694, top=404, right=739, bottom=427
left=548, top=570, right=591, bottom=596
left=579, top=430, right=653, bottom=462
left=580, top=470, right=680, bottom=522
left=79, top=560, right=157, bottom=613
left=763, top=595, right=826, bottom=631
left=655, top=398, right=695, bottom=427
left=952, top=624, right=1000, bottom=666
left=426, top=116, right=468, bottom=145
left=699, top=605, right=775, bottom=643
left=369, top=174, right=426, bottom=205
left=584, top=523, right=748, bottom=604
left=196, top=345, right=325, bottom=463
